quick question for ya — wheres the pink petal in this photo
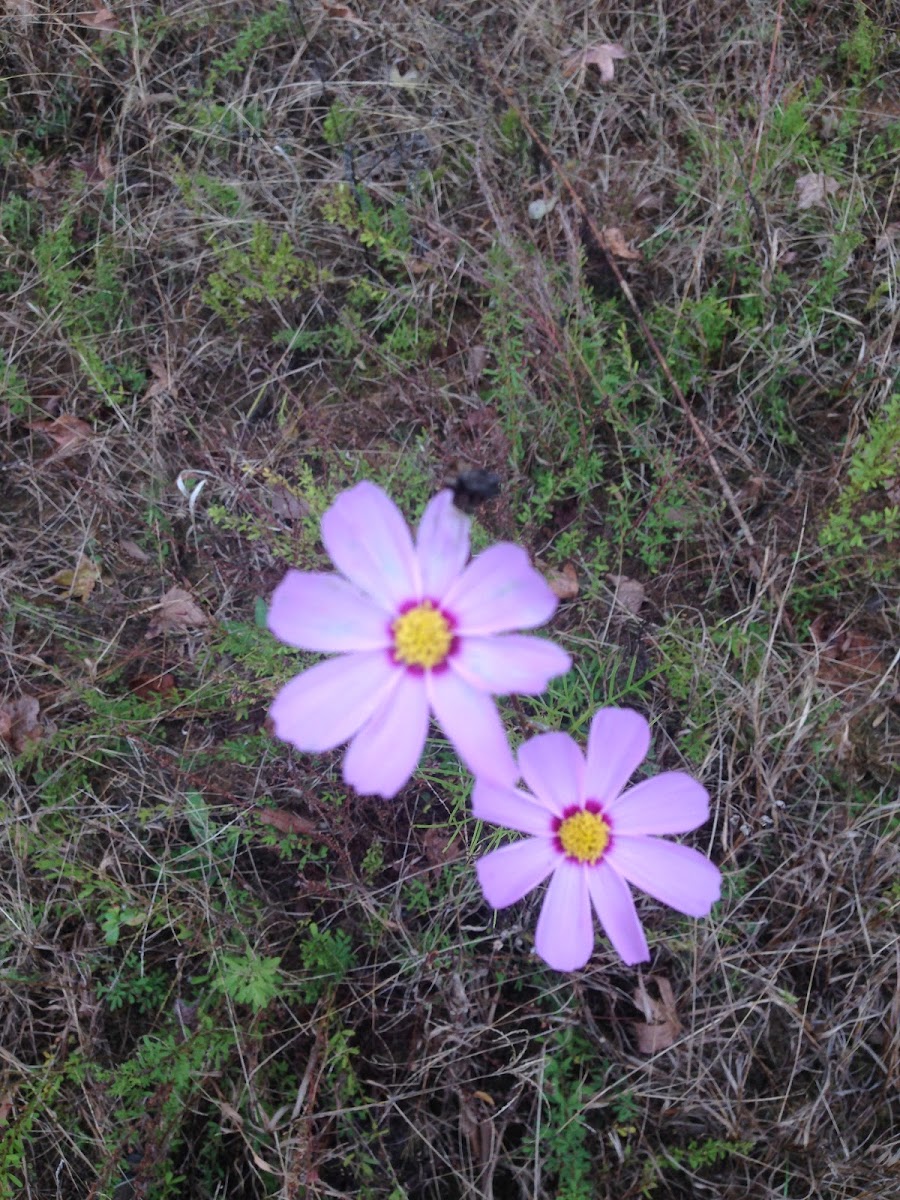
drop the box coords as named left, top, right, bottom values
left=452, top=635, right=572, bottom=695
left=442, top=544, right=558, bottom=635
left=342, top=672, right=429, bottom=798
left=584, top=708, right=650, bottom=803
left=606, top=772, right=709, bottom=835
left=416, top=490, right=471, bottom=598
left=476, top=837, right=557, bottom=908
left=534, top=862, right=594, bottom=971
left=472, top=779, right=556, bottom=836
left=517, top=732, right=584, bottom=814
left=320, top=482, right=419, bottom=609
left=607, top=836, right=721, bottom=917
left=269, top=652, right=397, bottom=752
left=586, top=861, right=649, bottom=965
left=268, top=570, right=391, bottom=652
left=428, top=670, right=517, bottom=785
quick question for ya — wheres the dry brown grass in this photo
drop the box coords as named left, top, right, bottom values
left=1, top=1, right=898, bottom=1197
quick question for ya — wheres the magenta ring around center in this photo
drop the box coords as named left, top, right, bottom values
left=387, top=597, right=460, bottom=676
left=551, top=799, right=613, bottom=861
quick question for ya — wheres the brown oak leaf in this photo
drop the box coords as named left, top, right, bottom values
left=25, top=161, right=60, bottom=200
left=795, top=172, right=839, bottom=210
left=255, top=808, right=317, bottom=837
left=0, top=695, right=45, bottom=753
left=31, top=415, right=94, bottom=460
left=321, top=1, right=362, bottom=21
left=423, top=825, right=464, bottom=867
left=632, top=976, right=682, bottom=1054
left=545, top=562, right=579, bottom=600
left=607, top=573, right=646, bottom=616
left=143, top=357, right=174, bottom=401
left=129, top=671, right=177, bottom=699
left=79, top=0, right=120, bottom=31
left=810, top=615, right=885, bottom=689
left=145, top=587, right=209, bottom=638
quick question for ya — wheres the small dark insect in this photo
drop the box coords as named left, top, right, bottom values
left=451, top=468, right=501, bottom=514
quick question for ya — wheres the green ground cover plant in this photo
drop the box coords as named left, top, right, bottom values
left=1, top=2, right=897, bottom=1197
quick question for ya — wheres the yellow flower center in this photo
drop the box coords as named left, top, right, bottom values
left=558, top=809, right=610, bottom=864
left=391, top=601, right=453, bottom=670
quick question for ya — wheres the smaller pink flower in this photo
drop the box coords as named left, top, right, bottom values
left=473, top=708, right=721, bottom=971
left=267, top=481, right=571, bottom=799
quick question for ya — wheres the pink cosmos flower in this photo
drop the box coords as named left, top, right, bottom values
left=473, top=708, right=721, bottom=971
left=267, top=481, right=571, bottom=799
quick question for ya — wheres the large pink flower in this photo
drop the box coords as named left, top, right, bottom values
left=474, top=708, right=721, bottom=971
left=267, top=481, right=571, bottom=798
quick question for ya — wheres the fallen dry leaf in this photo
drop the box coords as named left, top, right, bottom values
left=546, top=562, right=579, bottom=600
left=389, top=59, right=420, bottom=89
left=25, top=160, right=60, bottom=200
left=597, top=226, right=642, bottom=261
left=466, top=344, right=488, bottom=386
left=795, top=172, right=839, bottom=210
left=269, top=484, right=310, bottom=522
left=143, top=357, right=174, bottom=401
left=0, top=695, right=45, bottom=754
left=31, top=414, right=94, bottom=459
left=423, top=825, right=464, bottom=867
left=632, top=976, right=682, bottom=1054
left=129, top=671, right=176, bottom=700
left=810, top=615, right=885, bottom=689
left=78, top=0, right=120, bottom=31
left=145, top=586, right=209, bottom=638
left=563, top=42, right=626, bottom=83
left=607, top=573, right=646, bottom=616
left=49, top=555, right=103, bottom=602
left=321, top=1, right=362, bottom=21
left=255, top=807, right=317, bottom=837
left=874, top=222, right=900, bottom=254
left=119, top=539, right=151, bottom=563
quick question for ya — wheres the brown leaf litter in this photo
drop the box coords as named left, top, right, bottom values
left=632, top=976, right=683, bottom=1054
left=145, top=587, right=209, bottom=638
left=0, top=695, right=50, bottom=753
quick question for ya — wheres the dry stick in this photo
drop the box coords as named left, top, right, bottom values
left=476, top=54, right=760, bottom=560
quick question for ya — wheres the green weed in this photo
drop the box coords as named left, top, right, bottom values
left=29, top=212, right=142, bottom=402
left=203, top=222, right=319, bottom=322
left=640, top=1137, right=754, bottom=1195
left=523, top=1025, right=614, bottom=1200
left=214, top=949, right=283, bottom=1012
left=0, top=349, right=33, bottom=416
left=819, top=391, right=900, bottom=572
left=203, top=4, right=292, bottom=94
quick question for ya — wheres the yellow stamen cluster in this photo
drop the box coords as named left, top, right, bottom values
left=558, top=809, right=610, bottom=864
left=392, top=601, right=453, bottom=669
